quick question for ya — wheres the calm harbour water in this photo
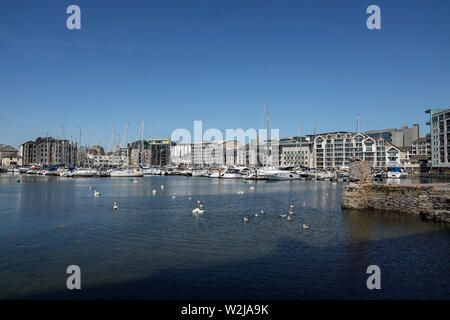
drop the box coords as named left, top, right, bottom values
left=0, top=175, right=449, bottom=299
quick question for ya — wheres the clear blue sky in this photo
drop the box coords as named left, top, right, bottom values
left=1, top=0, right=449, bottom=149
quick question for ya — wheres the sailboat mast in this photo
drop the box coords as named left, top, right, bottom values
left=79, top=126, right=82, bottom=166
left=141, top=118, right=145, bottom=165
left=265, top=102, right=269, bottom=167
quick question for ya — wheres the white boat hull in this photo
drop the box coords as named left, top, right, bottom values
left=191, top=170, right=205, bottom=177
left=387, top=172, right=407, bottom=179
left=265, top=172, right=300, bottom=180
left=110, top=170, right=144, bottom=177
left=221, top=174, right=242, bottom=179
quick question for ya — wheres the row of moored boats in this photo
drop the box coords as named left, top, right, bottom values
left=2, top=165, right=347, bottom=180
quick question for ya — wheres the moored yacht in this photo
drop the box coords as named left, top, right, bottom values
left=18, top=166, right=30, bottom=174
left=192, top=169, right=207, bottom=177
left=72, top=168, right=96, bottom=177
left=110, top=168, right=144, bottom=177
left=208, top=167, right=226, bottom=178
left=264, top=166, right=301, bottom=180
left=387, top=166, right=408, bottom=179
left=221, top=168, right=242, bottom=179
left=26, top=166, right=41, bottom=174
left=59, top=170, right=73, bottom=177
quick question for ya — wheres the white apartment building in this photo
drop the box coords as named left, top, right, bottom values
left=170, top=143, right=193, bottom=166
left=171, top=141, right=245, bottom=167
left=313, top=132, right=402, bottom=170
left=280, top=145, right=313, bottom=167
left=86, top=154, right=128, bottom=167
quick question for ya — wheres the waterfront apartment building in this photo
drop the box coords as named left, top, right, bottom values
left=129, top=140, right=151, bottom=166
left=128, top=139, right=171, bottom=166
left=411, top=137, right=431, bottom=158
left=426, top=108, right=450, bottom=168
left=19, top=137, right=78, bottom=166
left=278, top=136, right=314, bottom=168
left=170, top=143, right=193, bottom=166
left=170, top=141, right=246, bottom=167
left=86, top=154, right=128, bottom=167
left=365, top=124, right=420, bottom=147
left=147, top=139, right=171, bottom=166
left=312, top=132, right=402, bottom=170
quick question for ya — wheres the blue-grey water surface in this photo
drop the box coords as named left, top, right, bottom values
left=0, top=175, right=449, bottom=299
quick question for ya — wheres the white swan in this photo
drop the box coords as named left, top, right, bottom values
left=255, top=213, right=259, bottom=217
left=94, top=190, right=100, bottom=197
left=260, top=210, right=265, bottom=215
left=243, top=217, right=249, bottom=222
left=289, top=211, right=295, bottom=215
left=290, top=204, right=295, bottom=209
left=152, top=189, right=157, bottom=195
left=188, top=197, right=192, bottom=200
left=161, top=185, right=164, bottom=190
left=303, top=224, right=310, bottom=230
left=172, top=195, right=176, bottom=199
left=192, top=208, right=200, bottom=214
left=287, top=216, right=293, bottom=221
left=113, top=202, right=118, bottom=210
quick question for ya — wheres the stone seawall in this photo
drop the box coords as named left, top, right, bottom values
left=342, top=184, right=450, bottom=223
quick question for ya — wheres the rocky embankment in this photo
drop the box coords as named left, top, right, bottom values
left=342, top=183, right=450, bottom=223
